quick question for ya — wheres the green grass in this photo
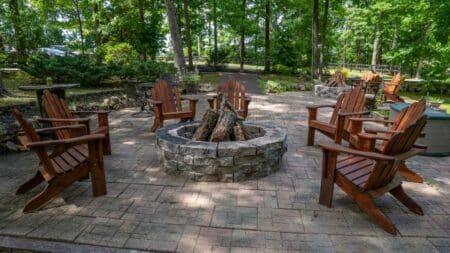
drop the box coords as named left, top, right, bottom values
left=200, top=72, right=222, bottom=85
left=0, top=69, right=122, bottom=107
left=258, top=74, right=305, bottom=94
left=400, top=92, right=450, bottom=112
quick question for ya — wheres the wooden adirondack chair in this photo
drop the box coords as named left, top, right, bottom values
left=383, top=73, right=405, bottom=103
left=353, top=71, right=382, bottom=111
left=319, top=116, right=427, bottom=235
left=150, top=80, right=198, bottom=132
left=11, top=108, right=107, bottom=212
left=207, top=78, right=251, bottom=119
left=348, top=99, right=427, bottom=183
left=307, top=85, right=368, bottom=146
left=40, top=90, right=111, bottom=155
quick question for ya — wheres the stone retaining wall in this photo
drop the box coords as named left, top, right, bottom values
left=314, top=84, right=352, bottom=98
left=156, top=122, right=287, bottom=182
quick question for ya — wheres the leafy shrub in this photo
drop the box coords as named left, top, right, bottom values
left=261, top=80, right=297, bottom=93
left=101, top=42, right=139, bottom=65
left=335, top=68, right=350, bottom=78
left=24, top=54, right=111, bottom=86
left=273, top=64, right=294, bottom=75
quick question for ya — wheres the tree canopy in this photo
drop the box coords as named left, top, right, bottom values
left=0, top=0, right=448, bottom=80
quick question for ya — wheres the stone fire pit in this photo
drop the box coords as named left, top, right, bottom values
left=156, top=122, right=287, bottom=182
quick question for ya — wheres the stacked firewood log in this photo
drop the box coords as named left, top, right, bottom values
left=192, top=94, right=250, bottom=142
left=325, top=70, right=347, bottom=87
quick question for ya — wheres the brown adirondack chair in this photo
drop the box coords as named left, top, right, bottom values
left=348, top=99, right=427, bottom=183
left=383, top=73, right=405, bottom=103
left=353, top=71, right=382, bottom=111
left=307, top=85, right=368, bottom=146
left=11, top=108, right=107, bottom=212
left=150, top=80, right=198, bottom=132
left=319, top=115, right=427, bottom=235
left=40, top=90, right=111, bottom=155
left=207, top=78, right=251, bottom=119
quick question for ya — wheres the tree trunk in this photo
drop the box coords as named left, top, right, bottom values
left=264, top=0, right=270, bottom=72
left=73, top=0, right=85, bottom=56
left=93, top=0, right=102, bottom=63
left=165, top=0, right=186, bottom=72
left=137, top=0, right=147, bottom=61
left=192, top=109, right=219, bottom=141
left=318, top=0, right=329, bottom=80
left=416, top=59, right=423, bottom=79
left=8, top=0, right=26, bottom=64
left=311, top=0, right=319, bottom=79
left=210, top=111, right=236, bottom=142
left=183, top=0, right=193, bottom=70
left=371, top=25, right=381, bottom=70
left=239, top=0, right=246, bottom=72
left=213, top=0, right=218, bottom=67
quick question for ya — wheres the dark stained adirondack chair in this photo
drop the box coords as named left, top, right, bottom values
left=353, top=71, right=382, bottom=111
left=40, top=90, right=111, bottom=155
left=383, top=73, right=405, bottom=103
left=319, top=116, right=427, bottom=235
left=348, top=99, right=427, bottom=183
left=306, top=85, right=368, bottom=146
left=11, top=108, right=107, bottom=212
left=150, top=80, right=198, bottom=132
left=207, top=78, right=251, bottom=119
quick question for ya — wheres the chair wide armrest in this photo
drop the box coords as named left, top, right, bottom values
left=38, top=117, right=90, bottom=123
left=319, top=141, right=395, bottom=161
left=33, top=124, right=87, bottom=134
left=181, top=96, right=199, bottom=102
left=27, top=134, right=106, bottom=149
left=306, top=104, right=335, bottom=110
left=71, top=110, right=109, bottom=115
left=150, top=100, right=163, bottom=105
left=363, top=127, right=402, bottom=135
left=338, top=111, right=370, bottom=117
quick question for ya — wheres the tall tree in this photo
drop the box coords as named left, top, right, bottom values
left=318, top=0, right=328, bottom=79
left=212, top=0, right=218, bottom=66
left=8, top=0, right=26, bottom=63
left=371, top=24, right=381, bottom=68
left=264, top=0, right=270, bottom=72
left=239, top=0, right=246, bottom=71
left=72, top=0, right=85, bottom=55
left=311, top=0, right=319, bottom=79
left=165, top=0, right=186, bottom=71
left=137, top=0, right=147, bottom=61
left=183, top=0, right=193, bottom=70
left=93, top=0, right=102, bottom=63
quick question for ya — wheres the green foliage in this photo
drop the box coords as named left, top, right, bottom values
left=334, top=68, right=350, bottom=78
left=102, top=43, right=139, bottom=65
left=259, top=79, right=298, bottom=94
left=23, top=54, right=110, bottom=86
left=273, top=64, right=294, bottom=75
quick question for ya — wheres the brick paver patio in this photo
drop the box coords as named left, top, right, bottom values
left=0, top=91, right=449, bottom=252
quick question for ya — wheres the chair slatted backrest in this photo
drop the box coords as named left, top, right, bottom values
left=385, top=73, right=405, bottom=93
left=42, top=90, right=74, bottom=139
left=391, top=99, right=426, bottom=132
left=329, top=85, right=366, bottom=129
left=363, top=116, right=427, bottom=190
left=151, top=80, right=183, bottom=113
left=216, top=78, right=247, bottom=111
left=11, top=108, right=56, bottom=177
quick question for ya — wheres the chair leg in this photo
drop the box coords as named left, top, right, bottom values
left=103, top=133, right=112, bottom=156
left=390, top=185, right=423, bottom=215
left=16, top=172, right=44, bottom=195
left=398, top=162, right=423, bottom=183
left=23, top=182, right=62, bottom=213
left=307, top=127, right=315, bottom=146
left=151, top=118, right=163, bottom=132
left=355, top=193, right=397, bottom=235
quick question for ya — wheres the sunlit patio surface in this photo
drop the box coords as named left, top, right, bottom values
left=0, top=92, right=449, bottom=252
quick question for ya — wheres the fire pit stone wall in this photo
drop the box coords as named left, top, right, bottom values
left=156, top=122, right=287, bottom=182
left=314, top=84, right=352, bottom=98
